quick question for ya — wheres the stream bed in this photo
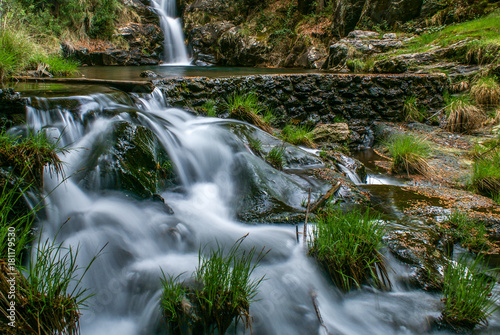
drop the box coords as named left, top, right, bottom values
left=12, top=85, right=500, bottom=335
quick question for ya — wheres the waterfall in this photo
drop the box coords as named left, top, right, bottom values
left=21, top=89, right=458, bottom=335
left=151, top=0, right=191, bottom=65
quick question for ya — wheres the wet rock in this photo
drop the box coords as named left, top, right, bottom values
left=140, top=70, right=160, bottom=78
left=373, top=58, right=408, bottom=74
left=62, top=22, right=163, bottom=66
left=217, top=27, right=268, bottom=66
left=312, top=123, right=350, bottom=144
left=78, top=122, right=176, bottom=199
left=0, top=88, right=26, bottom=130
left=347, top=30, right=380, bottom=39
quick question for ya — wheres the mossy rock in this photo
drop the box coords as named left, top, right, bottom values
left=79, top=121, right=176, bottom=198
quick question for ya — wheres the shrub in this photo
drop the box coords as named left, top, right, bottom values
left=471, top=76, right=500, bottom=106
left=445, top=95, right=486, bottom=133
left=308, top=207, right=390, bottom=292
left=441, top=256, right=498, bottom=330
left=387, top=134, right=432, bottom=175
left=279, top=125, right=316, bottom=148
left=160, top=237, right=266, bottom=335
left=265, top=146, right=285, bottom=170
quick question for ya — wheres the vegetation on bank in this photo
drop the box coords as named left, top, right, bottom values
left=0, top=129, right=93, bottom=334
left=386, top=134, right=432, bottom=176
left=307, top=206, right=390, bottom=292
left=225, top=92, right=275, bottom=134
left=0, top=0, right=124, bottom=80
left=161, top=237, right=267, bottom=334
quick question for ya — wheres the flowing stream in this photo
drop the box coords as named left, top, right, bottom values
left=151, top=0, right=190, bottom=65
left=20, top=88, right=500, bottom=335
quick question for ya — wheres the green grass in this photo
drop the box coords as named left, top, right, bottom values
left=386, top=134, right=432, bottom=175
left=29, top=53, right=79, bottom=77
left=471, top=76, right=500, bottom=106
left=471, top=151, right=500, bottom=198
left=441, top=255, right=498, bottom=330
left=226, top=92, right=274, bottom=133
left=0, top=129, right=66, bottom=186
left=160, top=236, right=267, bottom=334
left=279, top=125, right=316, bottom=148
left=403, top=96, right=426, bottom=122
left=308, top=207, right=390, bottom=292
left=199, top=100, right=218, bottom=117
left=346, top=59, right=366, bottom=73
left=247, top=137, right=263, bottom=156
left=0, top=28, right=35, bottom=81
left=437, top=211, right=494, bottom=253
left=265, top=146, right=286, bottom=170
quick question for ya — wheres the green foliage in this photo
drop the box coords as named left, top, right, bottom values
left=386, top=134, right=432, bottom=175
left=279, top=124, right=315, bottom=148
left=0, top=28, right=35, bottom=80
left=200, top=99, right=218, bottom=117
left=437, top=211, right=494, bottom=253
left=265, top=146, right=285, bottom=170
left=471, top=151, right=500, bottom=198
left=0, top=129, right=66, bottom=187
left=226, top=92, right=273, bottom=134
left=247, top=137, right=263, bottom=156
left=308, top=206, right=390, bottom=292
left=346, top=59, right=366, bottom=73
left=403, top=96, right=426, bottom=122
left=29, top=53, right=79, bottom=76
left=160, top=236, right=267, bottom=335
left=441, top=255, right=498, bottom=330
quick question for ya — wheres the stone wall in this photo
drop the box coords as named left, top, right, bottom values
left=155, top=73, right=448, bottom=148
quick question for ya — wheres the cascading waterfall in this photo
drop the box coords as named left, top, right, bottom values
left=151, top=0, right=191, bottom=65
left=20, top=88, right=498, bottom=335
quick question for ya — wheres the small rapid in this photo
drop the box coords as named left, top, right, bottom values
left=21, top=89, right=499, bottom=335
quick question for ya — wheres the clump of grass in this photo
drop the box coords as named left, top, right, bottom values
left=466, top=40, right=500, bottom=66
left=308, top=207, right=390, bottom=292
left=471, top=76, right=500, bottom=106
left=441, top=256, right=498, bottom=330
left=471, top=151, right=500, bottom=198
left=160, top=236, right=267, bottom=335
left=279, top=125, right=316, bottom=148
left=445, top=95, right=486, bottom=133
left=199, top=100, right=218, bottom=117
left=437, top=211, right=495, bottom=253
left=0, top=28, right=35, bottom=81
left=403, top=96, right=425, bottom=122
left=247, top=137, right=263, bottom=156
left=28, top=53, right=79, bottom=77
left=226, top=92, right=273, bottom=134
left=0, top=129, right=66, bottom=187
left=346, top=59, right=365, bottom=73
left=450, top=80, right=470, bottom=93
left=265, top=146, right=286, bottom=170
left=386, top=134, right=432, bottom=176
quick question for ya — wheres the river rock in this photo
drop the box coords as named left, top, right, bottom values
left=0, top=88, right=26, bottom=130
left=373, top=58, right=407, bottom=73
left=78, top=122, right=176, bottom=198
left=312, top=123, right=350, bottom=143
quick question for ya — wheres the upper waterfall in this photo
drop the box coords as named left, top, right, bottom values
left=151, top=0, right=191, bottom=65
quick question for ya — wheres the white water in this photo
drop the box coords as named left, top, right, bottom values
left=23, top=90, right=500, bottom=335
left=151, top=0, right=191, bottom=65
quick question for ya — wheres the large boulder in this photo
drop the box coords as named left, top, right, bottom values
left=78, top=122, right=176, bottom=199
left=312, top=123, right=350, bottom=144
left=217, top=27, right=268, bottom=66
left=373, top=58, right=407, bottom=73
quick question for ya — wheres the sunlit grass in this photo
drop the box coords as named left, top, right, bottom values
left=386, top=134, right=432, bottom=175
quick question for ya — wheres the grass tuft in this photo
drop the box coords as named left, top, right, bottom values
left=445, top=95, right=486, bottom=133
left=437, top=211, right=495, bottom=253
left=199, top=100, right=218, bottom=117
left=471, top=151, right=500, bottom=198
left=161, top=236, right=267, bottom=335
left=441, top=255, right=498, bottom=330
left=308, top=206, right=390, bottom=292
left=403, top=96, right=425, bottom=122
left=386, top=134, right=432, bottom=176
left=226, top=92, right=274, bottom=134
left=471, top=76, right=500, bottom=106
left=265, top=146, right=286, bottom=170
left=279, top=125, right=316, bottom=148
